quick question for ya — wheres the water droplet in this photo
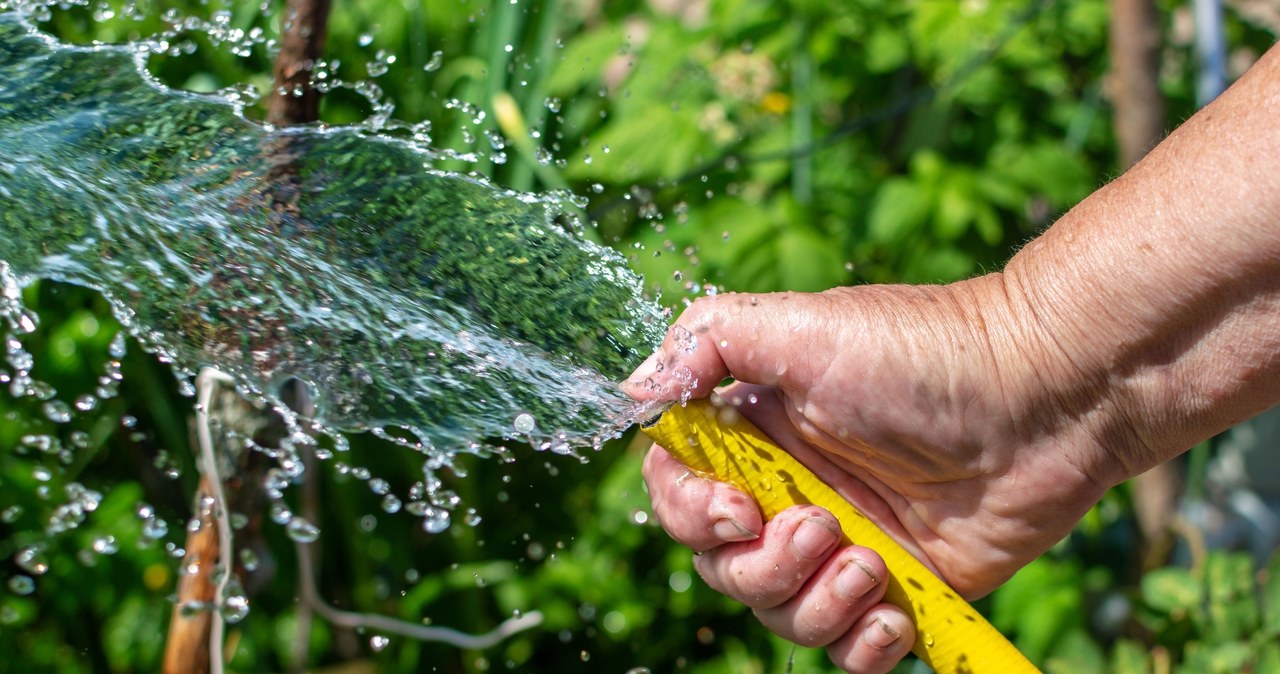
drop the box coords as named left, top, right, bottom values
left=41, top=400, right=71, bottom=423
left=671, top=325, right=698, bottom=354
left=15, top=546, right=49, bottom=575
left=263, top=468, right=290, bottom=495
left=369, top=635, right=390, bottom=652
left=367, top=49, right=393, bottom=77
left=513, top=413, right=536, bottom=434
left=221, top=594, right=250, bottom=623
left=179, top=600, right=208, bottom=617
left=0, top=506, right=22, bottom=523
left=176, top=378, right=196, bottom=397
left=269, top=502, right=292, bottom=524
left=286, top=517, right=320, bottom=543
left=153, top=450, right=182, bottom=479
left=924, top=633, right=935, bottom=647
left=92, top=536, right=118, bottom=555
left=380, top=494, right=402, bottom=514
left=7, top=575, right=35, bottom=595
left=239, top=548, right=260, bottom=572
left=142, top=517, right=169, bottom=540
left=423, top=50, right=444, bottom=72
left=421, top=506, right=451, bottom=534
left=357, top=33, right=374, bottom=47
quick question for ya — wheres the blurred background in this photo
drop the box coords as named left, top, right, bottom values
left=2, top=0, right=1279, bottom=672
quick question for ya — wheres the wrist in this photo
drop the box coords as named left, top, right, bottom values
left=960, top=269, right=1148, bottom=487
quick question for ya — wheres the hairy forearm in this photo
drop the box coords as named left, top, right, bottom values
left=999, top=43, right=1280, bottom=480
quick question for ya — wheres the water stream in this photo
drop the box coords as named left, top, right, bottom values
left=0, top=8, right=664, bottom=454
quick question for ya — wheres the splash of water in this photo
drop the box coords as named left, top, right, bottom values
left=0, top=10, right=665, bottom=464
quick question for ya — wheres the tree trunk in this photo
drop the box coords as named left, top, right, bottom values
left=1108, top=0, right=1166, bottom=167
left=268, top=0, right=332, bottom=127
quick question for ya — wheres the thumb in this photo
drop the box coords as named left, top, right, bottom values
left=622, top=291, right=841, bottom=402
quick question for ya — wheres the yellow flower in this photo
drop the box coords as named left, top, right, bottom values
left=761, top=91, right=790, bottom=115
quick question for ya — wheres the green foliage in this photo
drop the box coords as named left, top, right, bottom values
left=1133, top=549, right=1280, bottom=674
left=987, top=546, right=1280, bottom=674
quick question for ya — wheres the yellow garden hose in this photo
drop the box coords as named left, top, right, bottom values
left=643, top=399, right=1041, bottom=674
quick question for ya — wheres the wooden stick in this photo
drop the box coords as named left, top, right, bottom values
left=162, top=476, right=220, bottom=674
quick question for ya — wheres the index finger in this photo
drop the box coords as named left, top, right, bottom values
left=621, top=292, right=842, bottom=402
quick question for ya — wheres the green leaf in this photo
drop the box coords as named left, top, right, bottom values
left=866, top=177, right=930, bottom=244
left=1178, top=641, right=1254, bottom=674
left=973, top=201, right=1004, bottom=246
left=1044, top=628, right=1106, bottom=674
left=991, top=141, right=1093, bottom=207
left=1141, top=567, right=1202, bottom=616
left=565, top=103, right=706, bottom=182
left=1110, top=638, right=1152, bottom=674
left=546, top=25, right=626, bottom=94
left=976, top=171, right=1028, bottom=209
left=990, top=558, right=1084, bottom=663
left=865, top=26, right=909, bottom=73
left=777, top=226, right=845, bottom=291
left=933, top=176, right=973, bottom=241
left=1203, top=550, right=1260, bottom=642
left=1255, top=640, right=1280, bottom=674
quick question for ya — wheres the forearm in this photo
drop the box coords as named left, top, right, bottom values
left=999, top=44, right=1280, bottom=480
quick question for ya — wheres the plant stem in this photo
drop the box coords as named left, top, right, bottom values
left=197, top=369, right=237, bottom=674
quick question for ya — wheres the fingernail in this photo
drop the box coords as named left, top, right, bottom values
left=791, top=516, right=839, bottom=560
left=865, top=616, right=902, bottom=649
left=713, top=517, right=760, bottom=542
left=836, top=558, right=879, bottom=600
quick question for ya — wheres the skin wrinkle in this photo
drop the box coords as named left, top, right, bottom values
left=995, top=265, right=1146, bottom=484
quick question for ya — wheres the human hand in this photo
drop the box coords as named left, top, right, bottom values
left=625, top=278, right=1122, bottom=673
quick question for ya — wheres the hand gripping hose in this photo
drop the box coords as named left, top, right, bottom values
left=643, top=399, right=1041, bottom=674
